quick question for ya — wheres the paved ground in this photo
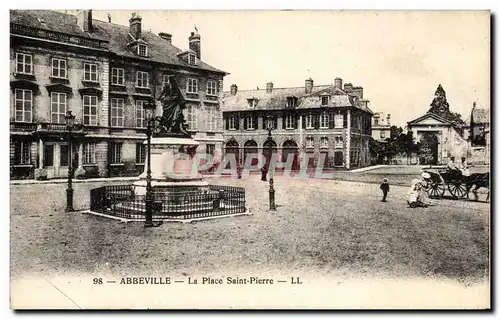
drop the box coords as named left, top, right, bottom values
left=11, top=175, right=489, bottom=285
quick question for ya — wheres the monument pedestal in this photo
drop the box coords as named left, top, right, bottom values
left=133, top=136, right=209, bottom=196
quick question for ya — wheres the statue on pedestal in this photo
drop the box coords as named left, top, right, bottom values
left=155, top=75, right=190, bottom=137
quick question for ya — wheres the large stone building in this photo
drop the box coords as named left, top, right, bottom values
left=371, top=112, right=391, bottom=141
left=221, top=78, right=373, bottom=170
left=10, top=10, right=227, bottom=180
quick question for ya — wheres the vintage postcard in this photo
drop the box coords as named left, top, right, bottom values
left=9, top=9, right=490, bottom=309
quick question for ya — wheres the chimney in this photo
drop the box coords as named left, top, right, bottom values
left=76, top=10, right=93, bottom=32
left=158, top=32, right=172, bottom=43
left=343, top=83, right=353, bottom=92
left=189, top=31, right=201, bottom=59
left=129, top=13, right=142, bottom=39
left=305, top=78, right=314, bottom=94
left=230, top=84, right=238, bottom=96
left=387, top=114, right=391, bottom=126
left=334, top=77, right=343, bottom=90
left=472, top=101, right=477, bottom=109
left=353, top=86, right=364, bottom=99
left=266, top=82, right=273, bottom=94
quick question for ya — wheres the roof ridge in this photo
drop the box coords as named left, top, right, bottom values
left=223, top=84, right=332, bottom=93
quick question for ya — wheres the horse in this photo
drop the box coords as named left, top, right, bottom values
left=464, top=173, right=490, bottom=202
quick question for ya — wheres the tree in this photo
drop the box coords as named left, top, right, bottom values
left=428, top=84, right=465, bottom=134
left=389, top=125, right=403, bottom=139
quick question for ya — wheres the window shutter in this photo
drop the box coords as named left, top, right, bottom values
left=294, top=114, right=299, bottom=129
left=244, top=116, right=248, bottom=130
left=302, top=115, right=306, bottom=129
left=282, top=114, right=286, bottom=129
left=254, top=114, right=259, bottom=130
left=225, top=116, right=229, bottom=130
left=343, top=111, right=348, bottom=128
left=329, top=112, right=335, bottom=129
left=235, top=115, right=240, bottom=130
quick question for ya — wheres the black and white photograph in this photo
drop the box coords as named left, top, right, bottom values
left=8, top=7, right=491, bottom=309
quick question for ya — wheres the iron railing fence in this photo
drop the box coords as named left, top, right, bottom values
left=90, top=184, right=246, bottom=220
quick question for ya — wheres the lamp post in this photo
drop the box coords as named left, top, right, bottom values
left=265, top=115, right=276, bottom=211
left=65, top=111, right=75, bottom=212
left=143, top=101, right=160, bottom=228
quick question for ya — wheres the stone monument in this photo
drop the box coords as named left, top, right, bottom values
left=133, top=75, right=208, bottom=196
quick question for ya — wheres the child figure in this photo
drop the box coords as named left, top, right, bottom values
left=380, top=178, right=390, bottom=202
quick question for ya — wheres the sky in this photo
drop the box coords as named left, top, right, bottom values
left=72, top=10, right=489, bottom=127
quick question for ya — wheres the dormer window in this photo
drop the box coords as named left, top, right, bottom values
left=321, top=96, right=330, bottom=106
left=248, top=98, right=257, bottom=109
left=287, top=97, right=297, bottom=108
left=137, top=44, right=148, bottom=57
left=188, top=53, right=196, bottom=65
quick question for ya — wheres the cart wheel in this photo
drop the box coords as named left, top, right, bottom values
left=410, top=202, right=417, bottom=208
left=428, top=182, right=445, bottom=198
left=448, top=183, right=468, bottom=199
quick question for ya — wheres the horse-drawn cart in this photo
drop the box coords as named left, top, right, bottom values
left=422, top=169, right=489, bottom=200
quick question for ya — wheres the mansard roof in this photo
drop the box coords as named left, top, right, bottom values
left=10, top=10, right=227, bottom=75
left=222, top=84, right=373, bottom=114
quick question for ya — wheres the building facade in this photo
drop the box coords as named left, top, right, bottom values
left=10, top=10, right=227, bottom=180
left=221, top=78, right=373, bottom=170
left=465, top=102, right=490, bottom=164
left=371, top=112, right=391, bottom=141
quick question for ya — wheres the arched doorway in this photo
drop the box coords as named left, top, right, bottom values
left=224, top=140, right=239, bottom=168
left=419, top=132, right=439, bottom=165
left=243, top=140, right=259, bottom=167
left=262, top=139, right=277, bottom=169
left=282, top=140, right=300, bottom=171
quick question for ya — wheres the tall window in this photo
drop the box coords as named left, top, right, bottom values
left=111, top=68, right=125, bottom=85
left=188, top=53, right=196, bottom=65
left=186, top=78, right=198, bottom=93
left=185, top=104, right=197, bottom=131
left=83, top=143, right=96, bottom=164
left=50, top=93, right=67, bottom=124
left=14, top=89, right=32, bottom=122
left=137, top=44, right=148, bottom=57
left=228, top=116, right=236, bottom=130
left=335, top=136, right=344, bottom=148
left=44, top=144, right=54, bottom=167
left=136, top=71, right=149, bottom=88
left=110, top=98, right=124, bottom=127
left=285, top=114, right=294, bottom=129
left=305, top=114, right=314, bottom=129
left=110, top=143, right=122, bottom=164
left=83, top=63, right=98, bottom=82
left=206, top=107, right=218, bottom=132
left=320, top=137, right=329, bottom=148
left=320, top=113, right=329, bottom=128
left=51, top=58, right=67, bottom=78
left=14, top=141, right=30, bottom=165
left=321, top=96, right=329, bottom=106
left=206, top=144, right=215, bottom=156
left=16, top=53, right=32, bottom=74
left=306, top=137, right=314, bottom=148
left=335, top=113, right=344, bottom=128
left=83, top=95, right=98, bottom=126
left=207, top=80, right=218, bottom=96
left=60, top=144, right=69, bottom=166
left=136, top=143, right=146, bottom=163
left=374, top=118, right=379, bottom=126
left=136, top=100, right=146, bottom=128
left=246, top=115, right=255, bottom=130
